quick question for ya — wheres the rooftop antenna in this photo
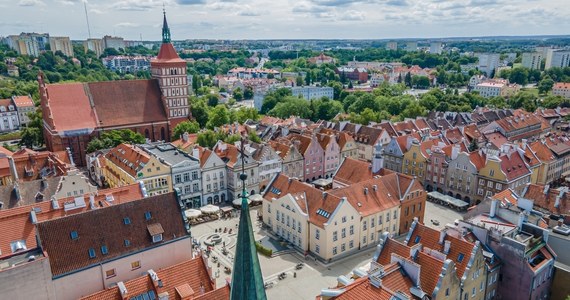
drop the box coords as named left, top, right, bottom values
left=83, top=1, right=92, bottom=38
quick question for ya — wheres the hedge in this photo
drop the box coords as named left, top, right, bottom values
left=255, top=242, right=273, bottom=257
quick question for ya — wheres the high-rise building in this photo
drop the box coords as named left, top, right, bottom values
left=385, top=41, right=397, bottom=51
left=49, top=36, right=74, bottom=57
left=102, top=35, right=125, bottom=50
left=545, top=49, right=570, bottom=69
left=476, top=53, right=500, bottom=76
left=430, top=41, right=442, bottom=54
left=5, top=33, right=49, bottom=56
left=83, top=38, right=103, bottom=57
left=406, top=41, right=417, bottom=52
left=522, top=52, right=544, bottom=70
left=150, top=11, right=191, bottom=126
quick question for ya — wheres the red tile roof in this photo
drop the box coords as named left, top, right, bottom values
left=37, top=192, right=188, bottom=277
left=80, top=257, right=224, bottom=300
left=408, top=223, right=475, bottom=279
left=490, top=189, right=518, bottom=206
left=88, top=80, right=168, bottom=128
left=500, top=152, right=531, bottom=181
left=416, top=251, right=444, bottom=295
left=44, top=83, right=99, bottom=131
left=0, top=184, right=144, bottom=260
left=153, top=43, right=185, bottom=63
left=553, top=82, right=570, bottom=90
left=105, top=143, right=151, bottom=178
left=330, top=175, right=401, bottom=217
left=264, top=174, right=342, bottom=228
left=469, top=151, right=486, bottom=171
left=376, top=238, right=410, bottom=265
left=12, top=95, right=34, bottom=107
left=524, top=184, right=570, bottom=216
left=171, top=134, right=198, bottom=151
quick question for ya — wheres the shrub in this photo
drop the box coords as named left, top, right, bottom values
left=255, top=242, right=273, bottom=257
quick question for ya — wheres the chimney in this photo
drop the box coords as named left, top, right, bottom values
left=451, top=144, right=460, bottom=160
left=364, top=187, right=368, bottom=195
left=490, top=198, right=498, bottom=218
left=117, top=282, right=128, bottom=299
left=8, top=156, right=18, bottom=182
left=372, top=185, right=378, bottom=191
left=323, top=192, right=328, bottom=199
left=192, top=147, right=199, bottom=159
left=89, top=194, right=96, bottom=209
left=182, top=132, right=189, bottom=142
left=439, top=229, right=446, bottom=244
left=517, top=212, right=526, bottom=231
left=443, top=240, right=451, bottom=254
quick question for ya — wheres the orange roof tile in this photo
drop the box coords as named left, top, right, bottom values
left=12, top=95, right=34, bottom=107
left=44, top=83, right=99, bottom=132
left=105, top=144, right=151, bottom=178
left=330, top=175, right=401, bottom=217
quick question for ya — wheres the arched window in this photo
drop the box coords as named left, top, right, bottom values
left=160, top=127, right=166, bottom=141
left=221, top=193, right=226, bottom=202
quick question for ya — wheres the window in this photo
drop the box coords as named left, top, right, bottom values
left=386, top=212, right=390, bottom=222
left=315, top=229, right=320, bottom=240
left=153, top=234, right=163, bottom=243
left=487, top=181, right=493, bottom=188
left=479, top=179, right=484, bottom=186
left=145, top=211, right=152, bottom=220
left=88, top=248, right=96, bottom=258
left=418, top=203, right=422, bottom=211
left=192, top=171, right=198, bottom=180
left=363, top=221, right=367, bottom=230
left=446, top=288, right=449, bottom=296
left=105, top=269, right=116, bottom=278
left=131, top=261, right=141, bottom=270
left=472, top=287, right=476, bottom=296
left=480, top=281, right=484, bottom=291
left=350, top=225, right=354, bottom=235
left=70, top=231, right=78, bottom=240
left=342, top=216, right=347, bottom=223
left=341, top=243, right=346, bottom=252
left=370, top=232, right=374, bottom=241
left=101, top=245, right=109, bottom=255
left=193, top=183, right=199, bottom=192
left=363, top=236, right=367, bottom=244
left=414, top=236, right=421, bottom=243
left=124, top=239, right=130, bottom=247
left=333, top=247, right=337, bottom=255
left=315, top=245, right=320, bottom=253
left=123, top=217, right=131, bottom=225
left=496, top=183, right=502, bottom=190
left=458, top=253, right=465, bottom=262
left=349, top=240, right=354, bottom=248
left=379, top=215, right=383, bottom=225
left=371, top=218, right=375, bottom=227
left=175, top=175, right=181, bottom=184
left=333, top=231, right=338, bottom=241
left=184, top=173, right=190, bottom=182
left=393, top=210, right=397, bottom=219
left=490, top=169, right=495, bottom=176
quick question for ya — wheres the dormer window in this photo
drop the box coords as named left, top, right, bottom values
left=147, top=223, right=164, bottom=243
left=10, top=240, right=27, bottom=253
left=153, top=234, right=163, bottom=243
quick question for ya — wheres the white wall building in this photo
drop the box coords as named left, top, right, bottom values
left=430, top=42, right=443, bottom=54
left=192, top=145, right=228, bottom=205
left=476, top=53, right=500, bottom=76
left=49, top=36, right=74, bottom=57
left=0, top=99, right=20, bottom=132
left=522, top=52, right=543, bottom=70
left=290, top=86, right=334, bottom=100
left=545, top=49, right=570, bottom=69
left=553, top=82, right=570, bottom=99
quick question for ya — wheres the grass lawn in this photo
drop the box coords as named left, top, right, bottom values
left=0, top=131, right=21, bottom=142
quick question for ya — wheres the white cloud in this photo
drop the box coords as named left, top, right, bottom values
left=18, top=0, right=45, bottom=6
left=115, top=22, right=139, bottom=27
left=340, top=10, right=365, bottom=21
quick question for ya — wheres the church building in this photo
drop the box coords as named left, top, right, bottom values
left=40, top=12, right=190, bottom=166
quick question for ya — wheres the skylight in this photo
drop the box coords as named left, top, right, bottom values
left=88, top=248, right=96, bottom=258
left=70, top=231, right=78, bottom=240
left=124, top=239, right=130, bottom=247
left=414, top=236, right=421, bottom=243
left=316, top=209, right=331, bottom=218
left=270, top=187, right=281, bottom=195
left=458, top=253, right=465, bottom=262
left=145, top=211, right=152, bottom=220
left=101, top=245, right=109, bottom=255
left=123, top=217, right=131, bottom=225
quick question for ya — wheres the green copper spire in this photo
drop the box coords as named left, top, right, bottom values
left=162, top=9, right=171, bottom=44
left=230, top=139, right=267, bottom=300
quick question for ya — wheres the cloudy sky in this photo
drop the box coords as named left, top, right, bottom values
left=2, top=0, right=569, bottom=40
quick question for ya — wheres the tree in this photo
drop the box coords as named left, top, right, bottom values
left=404, top=72, right=412, bottom=87
left=86, top=129, right=145, bottom=153
left=538, top=76, right=555, bottom=95
left=172, top=121, right=200, bottom=140
left=542, top=95, right=565, bottom=109
left=411, top=75, right=431, bottom=89
left=233, top=87, right=244, bottom=101
left=312, top=97, right=343, bottom=121
left=509, top=67, right=529, bottom=86
left=468, top=139, right=479, bottom=152
left=189, top=97, right=209, bottom=128
left=206, top=94, right=219, bottom=107
left=268, top=97, right=312, bottom=119
left=207, top=105, right=230, bottom=129
left=401, top=102, right=427, bottom=119
left=244, top=86, right=254, bottom=99
left=234, top=107, right=260, bottom=124
left=296, top=76, right=304, bottom=86
left=196, top=130, right=219, bottom=148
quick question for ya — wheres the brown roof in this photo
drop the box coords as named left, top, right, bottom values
left=213, top=142, right=241, bottom=168
left=37, top=192, right=188, bottom=277
left=330, top=175, right=402, bottom=217
left=468, top=151, right=486, bottom=171
left=12, top=95, right=34, bottom=107
left=264, top=174, right=342, bottom=228
left=484, top=132, right=508, bottom=149
left=153, top=43, right=185, bottom=63
left=44, top=83, right=99, bottom=131
left=416, top=251, right=444, bottom=295
left=80, top=257, right=224, bottom=300
left=406, top=223, right=475, bottom=278
left=490, top=188, right=518, bottom=206
left=88, top=80, right=168, bottom=128
left=0, top=184, right=144, bottom=259
left=524, top=184, right=570, bottom=216
left=500, top=152, right=531, bottom=181
left=463, top=124, right=483, bottom=142
left=172, top=134, right=198, bottom=151
left=333, top=158, right=374, bottom=186
left=376, top=238, right=410, bottom=265
left=287, top=133, right=316, bottom=155
left=105, top=143, right=151, bottom=178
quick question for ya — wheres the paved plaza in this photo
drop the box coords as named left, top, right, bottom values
left=190, top=201, right=465, bottom=299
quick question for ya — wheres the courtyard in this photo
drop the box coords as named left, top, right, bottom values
left=190, top=200, right=465, bottom=299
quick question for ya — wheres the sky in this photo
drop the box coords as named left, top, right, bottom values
left=2, top=0, right=570, bottom=40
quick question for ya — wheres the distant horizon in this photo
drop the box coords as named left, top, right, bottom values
left=4, top=0, right=570, bottom=41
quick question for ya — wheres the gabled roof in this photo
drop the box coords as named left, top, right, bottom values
left=468, top=151, right=486, bottom=171
left=80, top=257, right=226, bottom=300
left=524, top=184, right=570, bottom=216
left=416, top=251, right=445, bottom=296
left=37, top=192, right=188, bottom=277
left=43, top=83, right=99, bottom=132
left=356, top=126, right=384, bottom=146
left=88, top=80, right=168, bottom=128
left=12, top=95, right=34, bottom=108
left=0, top=184, right=144, bottom=260
left=192, top=145, right=213, bottom=168
left=330, top=175, right=401, bottom=217
left=153, top=43, right=185, bottom=63
left=500, top=152, right=531, bottom=181
left=406, top=223, right=475, bottom=278
left=490, top=188, right=518, bottom=206
left=105, top=143, right=151, bottom=178
left=264, top=174, right=343, bottom=228
left=333, top=158, right=376, bottom=186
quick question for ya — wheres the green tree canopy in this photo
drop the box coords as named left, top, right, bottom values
left=207, top=105, right=230, bottom=129
left=172, top=121, right=200, bottom=140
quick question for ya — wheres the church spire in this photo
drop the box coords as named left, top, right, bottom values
left=230, top=139, right=267, bottom=300
left=162, top=9, right=171, bottom=44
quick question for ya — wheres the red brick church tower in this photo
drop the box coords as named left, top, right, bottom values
left=151, top=11, right=191, bottom=129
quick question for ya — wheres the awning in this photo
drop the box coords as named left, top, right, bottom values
left=200, top=204, right=220, bottom=214
left=184, top=209, right=202, bottom=218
